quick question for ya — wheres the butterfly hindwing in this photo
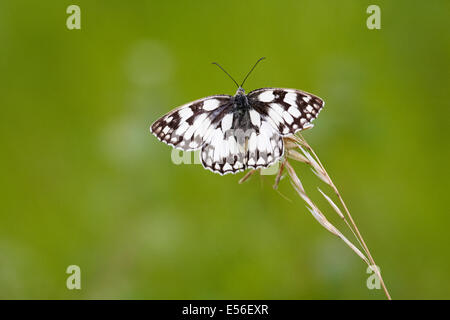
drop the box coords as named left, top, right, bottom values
left=245, top=119, right=284, bottom=169
left=200, top=127, right=246, bottom=174
left=248, top=88, right=324, bottom=136
left=200, top=115, right=284, bottom=175
left=150, top=95, right=232, bottom=151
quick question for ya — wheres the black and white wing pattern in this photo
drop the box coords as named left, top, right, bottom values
left=200, top=115, right=284, bottom=175
left=247, top=88, right=324, bottom=136
left=151, top=95, right=232, bottom=151
left=151, top=87, right=324, bottom=176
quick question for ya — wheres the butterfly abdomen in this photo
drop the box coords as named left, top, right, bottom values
left=230, top=93, right=254, bottom=131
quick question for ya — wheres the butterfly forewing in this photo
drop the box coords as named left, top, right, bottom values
left=150, top=95, right=232, bottom=151
left=248, top=88, right=324, bottom=136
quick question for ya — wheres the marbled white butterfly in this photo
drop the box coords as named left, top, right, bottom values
left=150, top=58, right=324, bottom=175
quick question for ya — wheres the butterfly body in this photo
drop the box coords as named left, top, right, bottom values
left=230, top=89, right=253, bottom=131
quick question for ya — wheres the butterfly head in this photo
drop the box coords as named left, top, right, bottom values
left=235, top=87, right=246, bottom=96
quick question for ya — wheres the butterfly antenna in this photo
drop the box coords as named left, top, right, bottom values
left=240, top=57, right=266, bottom=87
left=212, top=62, right=239, bottom=88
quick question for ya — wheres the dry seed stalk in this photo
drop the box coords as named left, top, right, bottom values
left=292, top=134, right=391, bottom=300
left=240, top=133, right=391, bottom=300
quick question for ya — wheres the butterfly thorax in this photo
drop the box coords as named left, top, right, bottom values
left=231, top=88, right=253, bottom=132
left=232, top=87, right=249, bottom=112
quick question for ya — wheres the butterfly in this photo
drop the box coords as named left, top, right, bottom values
left=150, top=58, right=324, bottom=175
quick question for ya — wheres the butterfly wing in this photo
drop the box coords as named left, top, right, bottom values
left=200, top=105, right=284, bottom=175
left=247, top=88, right=325, bottom=136
left=150, top=95, right=233, bottom=151
left=200, top=126, right=247, bottom=175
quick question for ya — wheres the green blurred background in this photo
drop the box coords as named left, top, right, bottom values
left=1, top=0, right=449, bottom=299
